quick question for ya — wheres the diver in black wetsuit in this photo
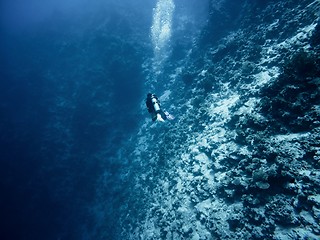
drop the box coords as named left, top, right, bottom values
left=146, top=93, right=167, bottom=122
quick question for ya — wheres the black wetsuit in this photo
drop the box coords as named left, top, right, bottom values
left=146, top=94, right=167, bottom=121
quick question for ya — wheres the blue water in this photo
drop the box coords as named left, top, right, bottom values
left=0, top=0, right=208, bottom=239
left=1, top=0, right=319, bottom=239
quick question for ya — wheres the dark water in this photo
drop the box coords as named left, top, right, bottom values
left=0, top=0, right=207, bottom=239
left=2, top=0, right=319, bottom=239
left=0, top=1, right=149, bottom=239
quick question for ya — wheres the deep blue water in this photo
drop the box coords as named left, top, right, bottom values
left=1, top=0, right=319, bottom=239
left=0, top=0, right=208, bottom=239
left=0, top=1, right=148, bottom=239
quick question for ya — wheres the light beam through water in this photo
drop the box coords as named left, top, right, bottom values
left=151, top=0, right=175, bottom=69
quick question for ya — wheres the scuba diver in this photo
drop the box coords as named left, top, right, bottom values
left=146, top=93, right=174, bottom=122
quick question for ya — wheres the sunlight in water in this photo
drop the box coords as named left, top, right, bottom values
left=151, top=0, right=175, bottom=65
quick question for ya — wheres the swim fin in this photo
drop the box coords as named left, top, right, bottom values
left=164, top=111, right=175, bottom=120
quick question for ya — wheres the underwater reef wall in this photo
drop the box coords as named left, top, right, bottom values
left=119, top=0, right=320, bottom=239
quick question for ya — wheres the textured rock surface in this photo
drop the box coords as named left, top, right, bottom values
left=120, top=0, right=320, bottom=239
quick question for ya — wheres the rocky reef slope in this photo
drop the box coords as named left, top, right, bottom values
left=120, top=0, right=320, bottom=239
